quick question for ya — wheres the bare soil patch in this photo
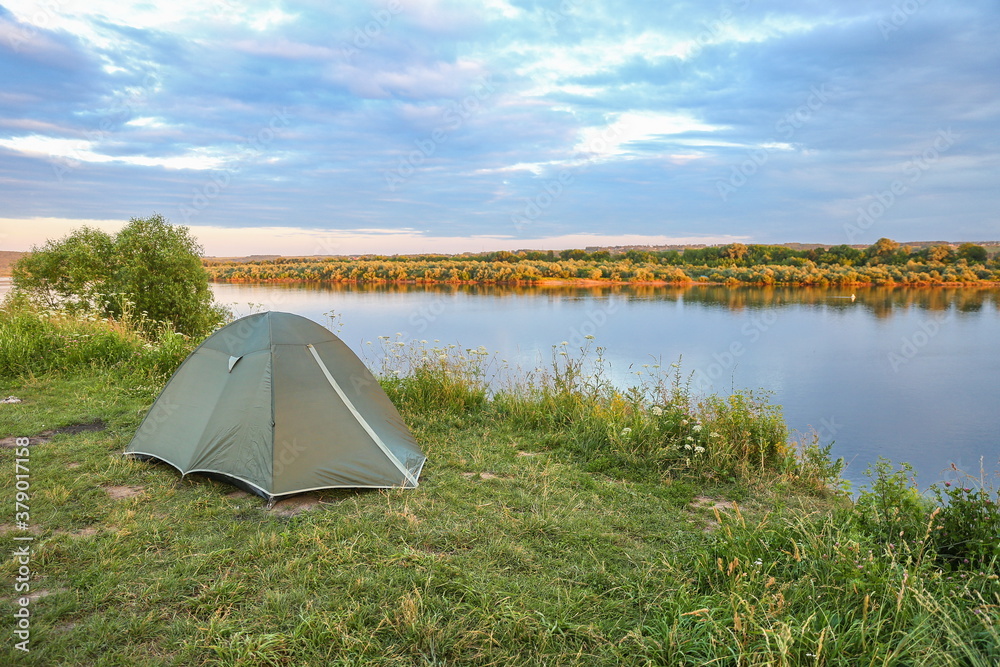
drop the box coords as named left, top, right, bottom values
left=690, top=495, right=736, bottom=511
left=27, top=588, right=66, bottom=602
left=0, top=523, right=43, bottom=535
left=690, top=496, right=737, bottom=533
left=103, top=485, right=145, bottom=500
left=270, top=493, right=324, bottom=517
left=54, top=526, right=99, bottom=538
left=1, top=419, right=107, bottom=447
left=462, top=471, right=505, bottom=480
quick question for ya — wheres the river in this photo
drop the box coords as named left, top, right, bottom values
left=210, top=281, right=999, bottom=489
left=4, top=277, right=997, bottom=488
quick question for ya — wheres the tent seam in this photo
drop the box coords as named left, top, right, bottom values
left=306, top=344, right=419, bottom=487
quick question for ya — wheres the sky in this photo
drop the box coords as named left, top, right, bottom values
left=0, top=0, right=998, bottom=256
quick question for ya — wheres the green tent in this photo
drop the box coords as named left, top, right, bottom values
left=125, top=311, right=425, bottom=500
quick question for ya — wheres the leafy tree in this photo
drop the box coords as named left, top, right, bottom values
left=11, top=226, right=114, bottom=311
left=925, top=244, right=954, bottom=263
left=656, top=250, right=681, bottom=265
left=624, top=249, right=653, bottom=263
left=13, top=214, right=226, bottom=336
left=722, top=242, right=749, bottom=262
left=559, top=248, right=589, bottom=261
left=489, top=250, right=516, bottom=262
left=956, top=242, right=988, bottom=263
left=866, top=237, right=900, bottom=263
left=817, top=244, right=863, bottom=266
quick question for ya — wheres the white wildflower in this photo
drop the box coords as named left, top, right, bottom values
left=710, top=431, right=721, bottom=438
left=684, top=444, right=692, bottom=451
left=585, top=334, right=595, bottom=340
left=621, top=427, right=632, bottom=437
left=686, top=436, right=694, bottom=442
left=559, top=341, right=568, bottom=346
left=438, top=355, right=447, bottom=362
left=692, top=424, right=702, bottom=433
left=650, top=406, right=663, bottom=417
left=694, top=446, right=705, bottom=454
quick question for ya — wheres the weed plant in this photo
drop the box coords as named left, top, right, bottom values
left=0, top=302, right=997, bottom=665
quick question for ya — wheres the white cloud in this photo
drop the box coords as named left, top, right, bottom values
left=577, top=111, right=727, bottom=159
left=0, top=135, right=227, bottom=171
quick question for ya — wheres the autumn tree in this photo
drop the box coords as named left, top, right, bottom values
left=957, top=243, right=988, bottom=263
left=12, top=214, right=226, bottom=336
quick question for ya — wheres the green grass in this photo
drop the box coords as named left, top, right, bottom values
left=1, top=302, right=997, bottom=665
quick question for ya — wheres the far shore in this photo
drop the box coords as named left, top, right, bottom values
left=207, top=276, right=1000, bottom=288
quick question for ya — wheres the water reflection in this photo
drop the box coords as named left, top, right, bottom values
left=215, top=280, right=1000, bottom=316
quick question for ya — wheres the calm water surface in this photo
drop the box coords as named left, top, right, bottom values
left=209, top=282, right=1000, bottom=489
left=3, top=277, right=995, bottom=488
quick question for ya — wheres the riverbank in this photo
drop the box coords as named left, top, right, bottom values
left=209, top=275, right=1000, bottom=288
left=0, top=303, right=997, bottom=665
left=204, top=253, right=1000, bottom=287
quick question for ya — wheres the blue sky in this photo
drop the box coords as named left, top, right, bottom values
left=1, top=0, right=998, bottom=255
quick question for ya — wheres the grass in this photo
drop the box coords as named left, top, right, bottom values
left=0, top=301, right=997, bottom=665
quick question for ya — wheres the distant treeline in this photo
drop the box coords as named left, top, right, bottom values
left=206, top=239, right=1000, bottom=286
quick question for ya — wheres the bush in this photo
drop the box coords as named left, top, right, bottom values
left=932, top=470, right=1000, bottom=571
left=852, top=459, right=935, bottom=548
left=12, top=214, right=227, bottom=336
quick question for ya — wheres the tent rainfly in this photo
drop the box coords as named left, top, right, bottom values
left=125, top=311, right=426, bottom=500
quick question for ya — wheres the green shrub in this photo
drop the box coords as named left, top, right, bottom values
left=12, top=214, right=228, bottom=337
left=852, top=459, right=935, bottom=548
left=931, top=470, right=1000, bottom=571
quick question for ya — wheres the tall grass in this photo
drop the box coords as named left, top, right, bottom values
left=0, top=295, right=196, bottom=380
left=370, top=335, right=838, bottom=491
left=1, top=304, right=996, bottom=665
